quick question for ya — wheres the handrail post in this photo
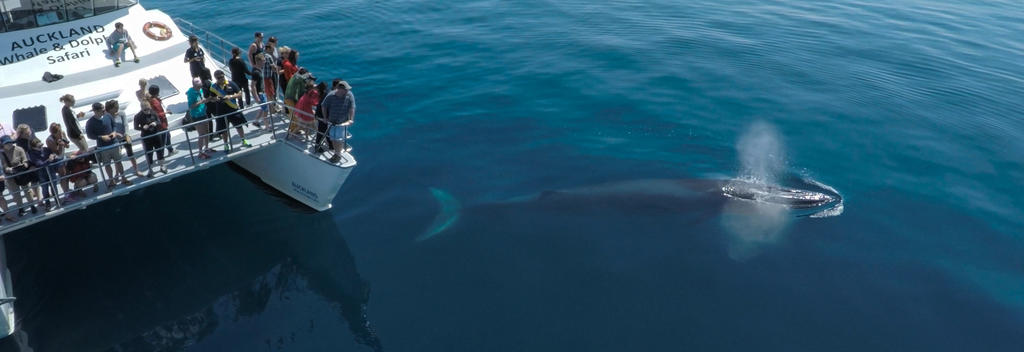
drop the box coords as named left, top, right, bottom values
left=271, top=103, right=280, bottom=140
left=48, top=162, right=61, bottom=208
left=48, top=164, right=61, bottom=209
left=183, top=126, right=197, bottom=166
left=96, top=151, right=109, bottom=191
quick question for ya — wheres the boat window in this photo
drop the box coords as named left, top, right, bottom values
left=93, top=0, right=116, bottom=14
left=1, top=1, right=38, bottom=31
left=12, top=106, right=47, bottom=135
left=66, top=1, right=94, bottom=20
left=0, top=0, right=138, bottom=31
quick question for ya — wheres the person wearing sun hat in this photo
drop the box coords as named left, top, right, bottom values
left=321, top=80, right=355, bottom=163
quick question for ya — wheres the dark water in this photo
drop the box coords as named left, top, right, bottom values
left=4, top=0, right=1024, bottom=351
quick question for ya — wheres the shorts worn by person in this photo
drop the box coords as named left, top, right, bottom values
left=212, top=70, right=251, bottom=150
left=85, top=102, right=129, bottom=187
left=1, top=135, right=37, bottom=215
left=109, top=22, right=139, bottom=66
left=186, top=78, right=214, bottom=158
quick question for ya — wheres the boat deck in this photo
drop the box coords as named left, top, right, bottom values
left=0, top=104, right=354, bottom=236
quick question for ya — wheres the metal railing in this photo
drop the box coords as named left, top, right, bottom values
left=0, top=19, right=355, bottom=233
left=173, top=17, right=235, bottom=74
left=0, top=98, right=352, bottom=232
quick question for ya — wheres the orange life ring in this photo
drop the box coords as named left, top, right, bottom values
left=142, top=21, right=172, bottom=41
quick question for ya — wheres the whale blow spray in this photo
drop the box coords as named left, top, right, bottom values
left=723, top=121, right=790, bottom=260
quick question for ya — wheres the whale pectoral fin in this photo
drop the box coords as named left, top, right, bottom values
left=417, top=188, right=462, bottom=242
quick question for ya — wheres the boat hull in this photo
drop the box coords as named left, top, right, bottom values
left=233, top=143, right=354, bottom=211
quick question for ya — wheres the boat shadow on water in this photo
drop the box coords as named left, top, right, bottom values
left=0, top=167, right=381, bottom=352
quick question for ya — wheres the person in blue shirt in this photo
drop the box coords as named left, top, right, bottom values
left=187, top=78, right=214, bottom=159
left=85, top=102, right=129, bottom=188
left=105, top=100, right=143, bottom=178
left=321, top=81, right=356, bottom=163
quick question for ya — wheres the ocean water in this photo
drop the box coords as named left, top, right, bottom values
left=3, top=0, right=1024, bottom=351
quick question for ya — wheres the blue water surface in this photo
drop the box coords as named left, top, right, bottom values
left=3, top=0, right=1023, bottom=351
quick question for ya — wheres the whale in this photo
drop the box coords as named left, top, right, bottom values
left=418, top=176, right=843, bottom=241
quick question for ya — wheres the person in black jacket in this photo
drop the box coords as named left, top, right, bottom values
left=229, top=47, right=252, bottom=108
left=133, top=100, right=167, bottom=177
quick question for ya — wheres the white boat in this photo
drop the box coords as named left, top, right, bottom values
left=0, top=1, right=356, bottom=338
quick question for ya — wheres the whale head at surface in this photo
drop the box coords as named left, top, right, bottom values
left=719, top=178, right=844, bottom=217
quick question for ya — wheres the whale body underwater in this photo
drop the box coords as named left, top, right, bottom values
left=419, top=177, right=844, bottom=241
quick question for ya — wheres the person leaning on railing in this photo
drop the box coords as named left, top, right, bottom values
left=186, top=78, right=214, bottom=159
left=285, top=68, right=313, bottom=135
left=106, top=100, right=144, bottom=178
left=85, top=102, right=130, bottom=188
left=64, top=150, right=99, bottom=201
left=211, top=70, right=251, bottom=151
left=293, top=79, right=320, bottom=141
left=134, top=100, right=168, bottom=177
left=45, top=123, right=72, bottom=197
left=321, top=80, right=356, bottom=164
left=1, top=135, right=37, bottom=217
left=313, top=81, right=333, bottom=154
left=26, top=138, right=56, bottom=211
left=13, top=125, right=42, bottom=213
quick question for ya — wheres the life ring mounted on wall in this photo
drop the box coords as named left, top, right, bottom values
left=142, top=21, right=173, bottom=41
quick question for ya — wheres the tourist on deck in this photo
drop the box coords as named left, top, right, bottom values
left=15, top=125, right=44, bottom=206
left=26, top=138, right=56, bottom=211
left=261, top=46, right=279, bottom=104
left=247, top=32, right=264, bottom=69
left=105, top=100, right=143, bottom=177
left=293, top=80, right=320, bottom=140
left=278, top=47, right=298, bottom=96
left=229, top=47, right=253, bottom=107
left=85, top=102, right=130, bottom=188
left=65, top=150, right=99, bottom=199
left=248, top=32, right=265, bottom=98
left=251, top=53, right=270, bottom=130
left=134, top=100, right=168, bottom=177
left=2, top=135, right=37, bottom=216
left=136, top=78, right=150, bottom=104
left=314, top=80, right=337, bottom=154
left=266, top=36, right=280, bottom=62
left=284, top=68, right=312, bottom=132
left=0, top=178, right=12, bottom=222
left=211, top=70, right=251, bottom=151
left=203, top=79, right=220, bottom=142
left=184, top=35, right=209, bottom=80
left=148, top=85, right=176, bottom=157
left=186, top=78, right=214, bottom=159
left=14, top=124, right=38, bottom=152
left=321, top=81, right=356, bottom=163
left=109, top=22, right=140, bottom=67
left=45, top=123, right=71, bottom=196
left=60, top=94, right=90, bottom=152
